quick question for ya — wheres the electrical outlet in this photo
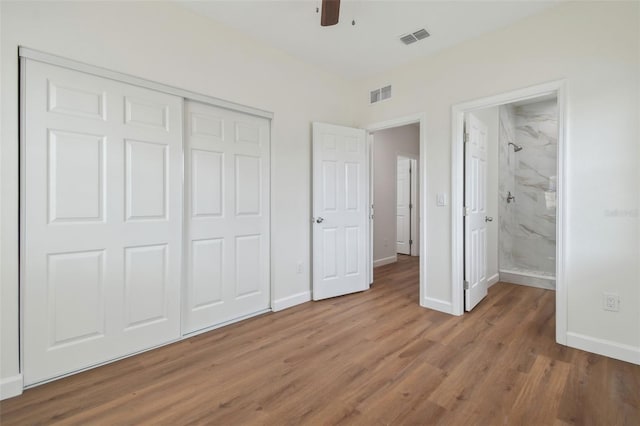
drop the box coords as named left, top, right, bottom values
left=603, top=292, right=620, bottom=312
left=296, top=262, right=303, bottom=274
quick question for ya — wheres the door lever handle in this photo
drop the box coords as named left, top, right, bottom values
left=315, top=217, right=324, bottom=224
left=485, top=216, right=493, bottom=222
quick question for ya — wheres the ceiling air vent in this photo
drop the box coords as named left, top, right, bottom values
left=370, top=85, right=392, bottom=104
left=400, top=28, right=430, bottom=45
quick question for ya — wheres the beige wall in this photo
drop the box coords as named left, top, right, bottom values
left=355, top=1, right=639, bottom=354
left=372, top=124, right=420, bottom=264
left=0, top=1, right=357, bottom=385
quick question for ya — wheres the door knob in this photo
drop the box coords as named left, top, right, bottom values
left=485, top=216, right=493, bottom=222
left=315, top=217, right=324, bottom=224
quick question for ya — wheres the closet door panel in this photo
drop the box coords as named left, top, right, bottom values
left=184, top=101, right=270, bottom=334
left=23, top=60, right=182, bottom=385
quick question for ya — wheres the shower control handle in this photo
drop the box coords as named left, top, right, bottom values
left=485, top=216, right=494, bottom=223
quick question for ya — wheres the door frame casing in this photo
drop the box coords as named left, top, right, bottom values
left=450, top=80, right=567, bottom=344
left=365, top=113, right=428, bottom=308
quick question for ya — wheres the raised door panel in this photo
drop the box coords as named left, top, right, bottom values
left=192, top=150, right=224, bottom=218
left=235, top=235, right=261, bottom=298
left=190, top=238, right=224, bottom=310
left=124, top=244, right=168, bottom=330
left=47, top=79, right=106, bottom=120
left=235, top=155, right=261, bottom=216
left=47, top=250, right=106, bottom=348
left=345, top=226, right=360, bottom=276
left=125, top=140, right=168, bottom=221
left=322, top=227, right=338, bottom=279
left=125, top=97, right=169, bottom=131
left=322, top=161, right=338, bottom=212
left=235, top=122, right=261, bottom=145
left=344, top=162, right=359, bottom=211
left=48, top=130, right=105, bottom=223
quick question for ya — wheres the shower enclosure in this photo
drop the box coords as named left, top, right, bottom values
left=498, top=98, right=558, bottom=289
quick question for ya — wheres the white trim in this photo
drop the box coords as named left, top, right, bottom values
left=499, top=270, right=555, bottom=291
left=182, top=309, right=271, bottom=338
left=423, top=297, right=455, bottom=315
left=566, top=332, right=640, bottom=365
left=499, top=269, right=555, bottom=281
left=365, top=113, right=428, bottom=311
left=368, top=133, right=375, bottom=284
left=18, top=47, right=273, bottom=120
left=487, top=273, right=500, bottom=288
left=272, top=291, right=311, bottom=312
left=450, top=80, right=567, bottom=345
left=373, top=255, right=398, bottom=267
left=0, top=375, right=23, bottom=400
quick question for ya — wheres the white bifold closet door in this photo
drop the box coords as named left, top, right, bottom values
left=183, top=101, right=270, bottom=334
left=23, top=60, right=183, bottom=385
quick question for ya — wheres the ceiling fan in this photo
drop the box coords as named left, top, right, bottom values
left=320, top=0, right=340, bottom=26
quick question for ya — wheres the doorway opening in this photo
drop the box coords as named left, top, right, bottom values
left=310, top=113, right=427, bottom=307
left=451, top=81, right=566, bottom=344
left=368, top=117, right=424, bottom=303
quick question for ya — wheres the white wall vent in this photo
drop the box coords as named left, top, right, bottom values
left=400, top=28, right=430, bottom=45
left=370, top=85, right=392, bottom=104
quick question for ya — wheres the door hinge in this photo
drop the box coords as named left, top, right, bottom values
left=463, top=206, right=470, bottom=216
left=463, top=280, right=470, bottom=290
left=409, top=203, right=413, bottom=209
left=463, top=133, right=469, bottom=143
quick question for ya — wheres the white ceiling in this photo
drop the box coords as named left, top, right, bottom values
left=181, top=1, right=561, bottom=80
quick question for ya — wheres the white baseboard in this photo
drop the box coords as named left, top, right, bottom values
left=487, top=273, right=500, bottom=288
left=0, top=374, right=23, bottom=400
left=499, top=270, right=555, bottom=290
left=272, top=291, right=311, bottom=312
left=422, top=297, right=457, bottom=315
left=373, top=255, right=397, bottom=268
left=566, top=332, right=640, bottom=365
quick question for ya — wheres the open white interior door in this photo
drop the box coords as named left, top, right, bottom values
left=464, top=113, right=489, bottom=311
left=312, top=122, right=369, bottom=300
left=396, top=156, right=411, bottom=255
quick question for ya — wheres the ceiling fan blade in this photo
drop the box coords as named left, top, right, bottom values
left=321, top=0, right=340, bottom=27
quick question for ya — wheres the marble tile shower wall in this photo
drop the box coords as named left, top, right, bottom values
left=498, top=99, right=558, bottom=278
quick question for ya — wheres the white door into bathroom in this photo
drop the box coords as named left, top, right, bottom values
left=463, top=113, right=489, bottom=311
left=460, top=92, right=560, bottom=313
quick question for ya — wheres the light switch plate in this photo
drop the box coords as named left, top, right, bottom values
left=436, top=193, right=447, bottom=206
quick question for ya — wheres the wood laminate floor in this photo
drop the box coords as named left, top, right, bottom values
left=1, top=255, right=639, bottom=425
